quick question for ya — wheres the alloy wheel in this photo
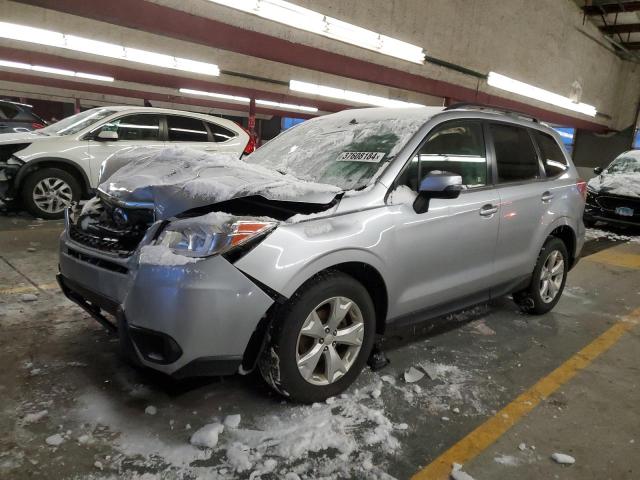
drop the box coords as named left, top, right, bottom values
left=296, top=296, right=365, bottom=386
left=539, top=249, right=565, bottom=303
left=32, top=177, right=73, bottom=214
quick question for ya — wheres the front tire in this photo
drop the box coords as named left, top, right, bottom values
left=258, top=271, right=376, bottom=403
left=21, top=168, right=81, bottom=219
left=513, top=237, right=569, bottom=315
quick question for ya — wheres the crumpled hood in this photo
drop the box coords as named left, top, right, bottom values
left=98, top=146, right=342, bottom=218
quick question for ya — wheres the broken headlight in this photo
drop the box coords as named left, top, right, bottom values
left=155, top=218, right=277, bottom=258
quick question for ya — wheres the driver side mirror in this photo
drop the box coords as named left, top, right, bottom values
left=96, top=130, right=118, bottom=141
left=413, top=171, right=463, bottom=214
left=593, top=166, right=603, bottom=175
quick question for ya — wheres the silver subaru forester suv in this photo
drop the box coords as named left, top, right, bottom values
left=58, top=105, right=586, bottom=403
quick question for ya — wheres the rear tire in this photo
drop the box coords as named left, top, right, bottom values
left=21, top=167, right=81, bottom=219
left=258, top=271, right=376, bottom=403
left=513, top=237, right=569, bottom=315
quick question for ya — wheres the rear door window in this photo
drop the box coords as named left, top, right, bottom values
left=0, top=103, right=19, bottom=119
left=207, top=121, right=237, bottom=142
left=490, top=123, right=541, bottom=183
left=167, top=115, right=209, bottom=142
left=532, top=130, right=568, bottom=177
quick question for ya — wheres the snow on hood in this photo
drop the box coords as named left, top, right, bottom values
left=587, top=172, right=640, bottom=198
left=98, top=146, right=342, bottom=218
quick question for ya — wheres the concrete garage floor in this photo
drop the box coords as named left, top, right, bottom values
left=0, top=214, right=639, bottom=480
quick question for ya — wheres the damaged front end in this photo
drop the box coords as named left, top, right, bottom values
left=0, top=153, right=26, bottom=203
left=66, top=192, right=157, bottom=257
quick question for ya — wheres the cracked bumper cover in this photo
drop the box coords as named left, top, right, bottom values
left=58, top=231, right=275, bottom=377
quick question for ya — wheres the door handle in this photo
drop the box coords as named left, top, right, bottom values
left=479, top=204, right=498, bottom=217
left=541, top=191, right=554, bottom=203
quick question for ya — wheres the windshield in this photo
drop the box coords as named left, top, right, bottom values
left=40, top=108, right=116, bottom=136
left=608, top=154, right=640, bottom=174
left=245, top=113, right=427, bottom=190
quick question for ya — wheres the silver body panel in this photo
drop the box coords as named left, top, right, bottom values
left=58, top=107, right=585, bottom=375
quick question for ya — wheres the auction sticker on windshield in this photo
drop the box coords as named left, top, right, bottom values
left=337, top=152, right=386, bottom=163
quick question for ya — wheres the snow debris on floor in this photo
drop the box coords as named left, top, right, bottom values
left=19, top=293, right=38, bottom=302
left=451, top=462, right=476, bottom=480
left=45, top=433, right=64, bottom=446
left=551, top=452, right=576, bottom=465
left=223, top=414, right=241, bottom=429
left=144, top=405, right=157, bottom=415
left=494, top=454, right=520, bottom=466
left=22, top=410, right=48, bottom=424
left=190, top=422, right=224, bottom=448
left=586, top=228, right=640, bottom=244
left=404, top=366, right=425, bottom=383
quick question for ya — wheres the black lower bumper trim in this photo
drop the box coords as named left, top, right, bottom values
left=57, top=273, right=117, bottom=332
left=172, top=356, right=242, bottom=379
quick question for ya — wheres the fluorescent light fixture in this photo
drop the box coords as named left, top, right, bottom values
left=179, top=88, right=250, bottom=103
left=256, top=99, right=318, bottom=113
left=0, top=22, right=220, bottom=77
left=180, top=88, right=318, bottom=113
left=487, top=72, right=597, bottom=117
left=207, top=0, right=425, bottom=64
left=0, top=58, right=114, bottom=82
left=290, top=80, right=424, bottom=108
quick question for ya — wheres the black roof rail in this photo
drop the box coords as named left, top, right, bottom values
left=443, top=102, right=540, bottom=123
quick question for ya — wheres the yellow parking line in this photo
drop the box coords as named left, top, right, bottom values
left=412, top=308, right=640, bottom=480
left=0, top=282, right=59, bottom=295
left=584, top=249, right=640, bottom=269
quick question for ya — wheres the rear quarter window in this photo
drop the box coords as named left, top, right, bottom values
left=532, top=130, right=569, bottom=177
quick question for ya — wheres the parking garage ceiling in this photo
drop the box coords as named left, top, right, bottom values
left=1, top=0, right=639, bottom=131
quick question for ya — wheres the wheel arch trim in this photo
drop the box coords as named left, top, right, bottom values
left=15, top=157, right=92, bottom=196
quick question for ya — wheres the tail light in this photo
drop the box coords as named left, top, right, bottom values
left=238, top=124, right=256, bottom=155
left=576, top=179, right=587, bottom=200
left=32, top=122, right=45, bottom=129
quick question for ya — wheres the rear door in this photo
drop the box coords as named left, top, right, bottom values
left=488, top=122, right=549, bottom=288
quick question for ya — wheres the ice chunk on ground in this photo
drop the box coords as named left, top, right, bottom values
left=23, top=410, right=47, bottom=424
left=551, top=452, right=575, bottom=464
left=494, top=454, right=520, bottom=466
left=190, top=422, right=225, bottom=449
left=139, top=245, right=198, bottom=266
left=45, top=434, right=64, bottom=446
left=20, top=293, right=38, bottom=302
left=224, top=414, right=241, bottom=429
left=77, top=434, right=91, bottom=444
left=144, top=405, right=157, bottom=415
left=404, top=366, right=425, bottom=383
left=420, top=362, right=439, bottom=380
left=284, top=473, right=301, bottom=480
left=371, top=388, right=382, bottom=399
left=518, top=442, right=527, bottom=451
left=451, top=462, right=476, bottom=480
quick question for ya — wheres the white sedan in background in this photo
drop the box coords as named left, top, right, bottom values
left=0, top=106, right=251, bottom=218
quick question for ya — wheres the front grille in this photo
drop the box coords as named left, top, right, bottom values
left=68, top=197, right=155, bottom=256
left=69, top=225, right=138, bottom=256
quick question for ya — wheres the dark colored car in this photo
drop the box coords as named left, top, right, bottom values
left=585, top=151, right=640, bottom=227
left=0, top=100, right=47, bottom=133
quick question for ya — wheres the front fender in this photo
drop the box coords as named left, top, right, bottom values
left=235, top=210, right=395, bottom=299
